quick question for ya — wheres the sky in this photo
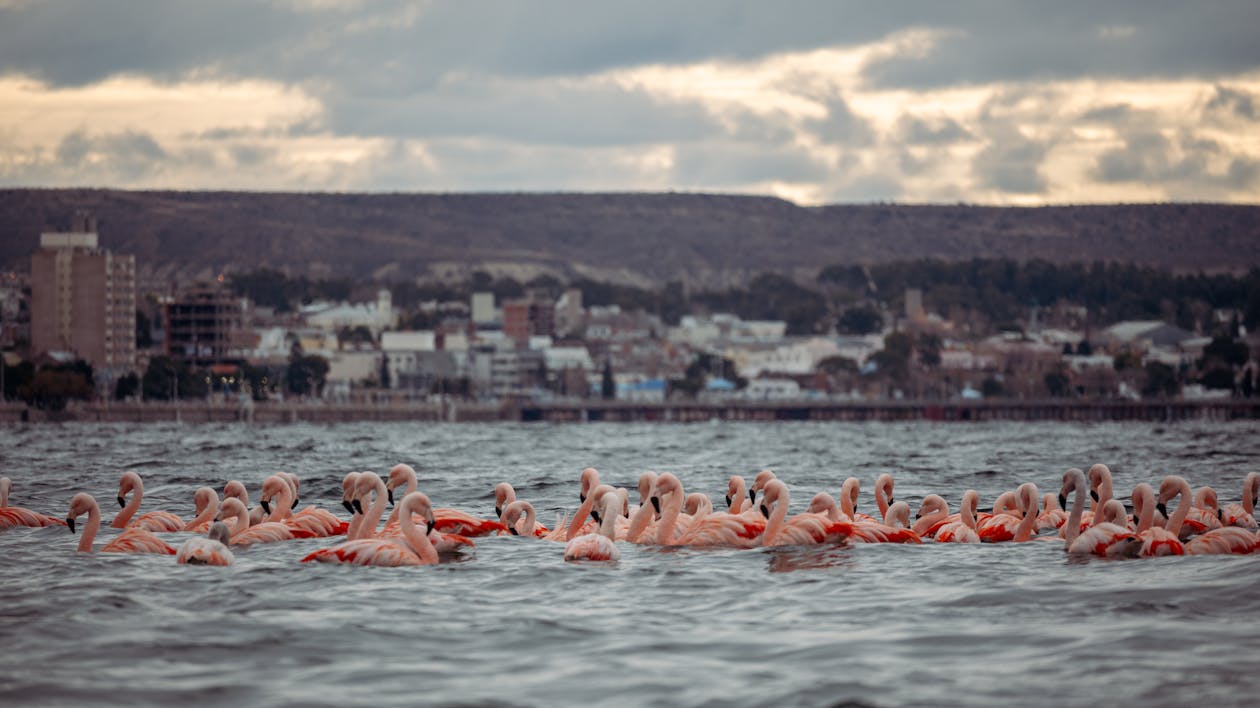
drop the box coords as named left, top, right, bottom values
left=1, top=1, right=1258, bottom=205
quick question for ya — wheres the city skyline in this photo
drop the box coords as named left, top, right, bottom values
left=0, top=2, right=1257, bottom=205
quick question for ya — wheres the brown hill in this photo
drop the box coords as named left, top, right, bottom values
left=1, top=189, right=1257, bottom=287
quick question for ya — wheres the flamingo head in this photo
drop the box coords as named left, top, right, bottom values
left=192, top=487, right=217, bottom=515
left=117, top=470, right=142, bottom=507
left=66, top=492, right=96, bottom=533
left=493, top=482, right=516, bottom=518
left=650, top=474, right=681, bottom=517
left=341, top=472, right=362, bottom=513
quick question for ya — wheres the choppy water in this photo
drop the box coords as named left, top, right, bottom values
left=2, top=421, right=1259, bottom=708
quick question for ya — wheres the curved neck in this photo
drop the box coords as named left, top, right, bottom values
left=961, top=494, right=977, bottom=530
left=626, top=499, right=655, bottom=543
left=875, top=479, right=891, bottom=518
left=398, top=501, right=438, bottom=564
left=0, top=480, right=9, bottom=507
left=727, top=478, right=746, bottom=514
left=912, top=503, right=948, bottom=536
left=655, top=488, right=684, bottom=546
left=186, top=494, right=218, bottom=531
left=762, top=489, right=790, bottom=546
left=840, top=481, right=859, bottom=519
left=79, top=499, right=102, bottom=552
left=1014, top=486, right=1038, bottom=542
left=1245, top=474, right=1258, bottom=515
left=355, top=478, right=389, bottom=540
left=1133, top=486, right=1154, bottom=533
left=518, top=504, right=537, bottom=536
left=566, top=494, right=596, bottom=541
left=1165, top=481, right=1191, bottom=538
left=266, top=481, right=294, bottom=522
left=112, top=482, right=143, bottom=528
left=1064, top=478, right=1087, bottom=545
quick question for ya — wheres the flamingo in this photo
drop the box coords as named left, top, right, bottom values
left=0, top=477, right=65, bottom=529
left=222, top=480, right=266, bottom=527
left=640, top=474, right=764, bottom=548
left=301, top=492, right=441, bottom=566
left=565, top=467, right=604, bottom=540
left=340, top=472, right=365, bottom=539
left=112, top=470, right=184, bottom=532
left=358, top=472, right=477, bottom=553
left=1221, top=472, right=1259, bottom=530
left=383, top=463, right=502, bottom=536
left=66, top=493, right=175, bottom=554
left=872, top=473, right=895, bottom=521
left=725, top=475, right=752, bottom=514
left=934, top=490, right=981, bottom=544
left=563, top=492, right=621, bottom=561
left=837, top=477, right=877, bottom=523
left=181, top=487, right=220, bottom=533
left=1130, top=483, right=1183, bottom=557
left=748, top=469, right=778, bottom=506
left=977, top=484, right=1040, bottom=543
left=758, top=479, right=852, bottom=547
left=175, top=522, right=235, bottom=566
left=1061, top=470, right=1140, bottom=557
left=1188, top=487, right=1225, bottom=533
left=494, top=482, right=518, bottom=520
left=1037, top=493, right=1068, bottom=532
left=216, top=498, right=310, bottom=546
left=683, top=493, right=713, bottom=521
left=1158, top=476, right=1258, bottom=555
left=260, top=474, right=348, bottom=537
left=912, top=494, right=950, bottom=537
left=848, top=497, right=922, bottom=544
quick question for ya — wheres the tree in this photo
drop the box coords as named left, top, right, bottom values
left=1142, top=362, right=1179, bottom=398
left=836, top=306, right=883, bottom=335
left=1203, top=335, right=1249, bottom=367
left=917, top=333, right=942, bottom=367
left=981, top=377, right=1006, bottom=398
left=287, top=354, right=330, bottom=397
left=601, top=360, right=615, bottom=400
left=1044, top=371, right=1070, bottom=398
left=113, top=372, right=140, bottom=400
left=379, top=354, right=391, bottom=389
left=1201, top=367, right=1235, bottom=390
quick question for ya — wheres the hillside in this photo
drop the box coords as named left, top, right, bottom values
left=1, top=190, right=1257, bottom=287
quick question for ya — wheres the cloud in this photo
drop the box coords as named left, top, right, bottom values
left=1206, top=84, right=1258, bottom=121
left=972, top=128, right=1051, bottom=194
left=897, top=115, right=973, bottom=145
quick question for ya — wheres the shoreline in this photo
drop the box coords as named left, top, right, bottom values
left=2, top=398, right=1257, bottom=424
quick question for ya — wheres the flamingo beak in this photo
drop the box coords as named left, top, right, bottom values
left=1090, top=490, right=1099, bottom=502
left=749, top=489, right=756, bottom=504
left=1217, top=509, right=1223, bottom=521
left=291, top=496, right=299, bottom=509
left=387, top=489, right=394, bottom=505
left=1133, top=514, right=1140, bottom=526
left=760, top=504, right=770, bottom=519
left=889, top=496, right=895, bottom=504
left=1156, top=502, right=1168, bottom=518
left=579, top=493, right=586, bottom=503
left=260, top=499, right=271, bottom=515
left=1058, top=494, right=1067, bottom=509
left=425, top=518, right=435, bottom=535
left=342, top=500, right=355, bottom=514
left=724, top=495, right=732, bottom=507
left=591, top=509, right=602, bottom=524
left=116, top=496, right=126, bottom=509
left=67, top=517, right=76, bottom=533
left=352, top=499, right=363, bottom=514
left=495, top=505, right=502, bottom=518
left=651, top=497, right=661, bottom=514
left=509, top=527, right=518, bottom=536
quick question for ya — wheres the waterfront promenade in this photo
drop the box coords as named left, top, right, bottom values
left=2, top=398, right=1258, bottom=424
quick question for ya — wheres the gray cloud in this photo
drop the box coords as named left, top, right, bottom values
left=1206, top=84, right=1257, bottom=121
left=1091, top=127, right=1257, bottom=192
left=897, top=116, right=973, bottom=145
left=671, top=142, right=830, bottom=187
left=972, top=129, right=1050, bottom=194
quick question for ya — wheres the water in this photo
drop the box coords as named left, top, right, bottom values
left=2, top=420, right=1259, bottom=707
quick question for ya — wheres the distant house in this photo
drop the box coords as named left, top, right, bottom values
left=1101, top=321, right=1195, bottom=350
left=302, top=290, right=393, bottom=334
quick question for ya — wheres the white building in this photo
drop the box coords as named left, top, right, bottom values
left=302, top=290, right=393, bottom=334
left=727, top=337, right=842, bottom=378
left=381, top=330, right=436, bottom=389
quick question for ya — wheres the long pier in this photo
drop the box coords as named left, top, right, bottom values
left=3, top=399, right=1259, bottom=423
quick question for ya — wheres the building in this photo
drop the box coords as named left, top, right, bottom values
left=503, top=296, right=555, bottom=346
left=165, top=285, right=248, bottom=366
left=30, top=214, right=136, bottom=377
left=302, top=289, right=393, bottom=334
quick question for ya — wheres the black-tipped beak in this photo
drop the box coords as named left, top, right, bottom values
left=1217, top=509, right=1223, bottom=521
left=261, top=499, right=272, bottom=514
left=67, top=517, right=76, bottom=534
left=425, top=519, right=435, bottom=535
left=889, top=496, right=895, bottom=504
left=509, top=527, right=519, bottom=536
left=749, top=489, right=756, bottom=504
left=1156, top=502, right=1168, bottom=518
left=591, top=509, right=602, bottom=524
left=651, top=497, right=661, bottom=514
left=724, top=495, right=732, bottom=507
left=1133, top=514, right=1140, bottom=526
left=579, top=493, right=586, bottom=503
left=1058, top=494, right=1067, bottom=509
left=760, top=504, right=770, bottom=519
left=352, top=499, right=363, bottom=514
left=1090, top=490, right=1099, bottom=503
left=291, top=496, right=299, bottom=509
left=915, top=511, right=922, bottom=520
left=117, top=496, right=126, bottom=509
left=495, top=505, right=502, bottom=518
left=342, top=500, right=355, bottom=514
left=387, top=489, right=394, bottom=505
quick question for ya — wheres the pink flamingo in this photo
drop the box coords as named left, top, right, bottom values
left=978, top=483, right=1040, bottom=543
left=0, top=477, right=66, bottom=529
left=359, top=472, right=476, bottom=553
left=340, top=472, right=365, bottom=538
left=837, top=477, right=876, bottom=523
left=66, top=493, right=176, bottom=554
left=758, top=479, right=852, bottom=546
left=683, top=492, right=713, bottom=521
left=565, top=467, right=604, bottom=540
left=848, top=497, right=922, bottom=544
left=725, top=475, right=752, bottom=514
left=216, top=498, right=310, bottom=546
left=1222, top=472, right=1259, bottom=530
left=222, top=480, right=266, bottom=527
left=501, top=500, right=549, bottom=539
left=494, top=482, right=518, bottom=520
left=301, top=492, right=441, bottom=566
left=112, top=470, right=184, bottom=532
left=1158, top=476, right=1258, bottom=555
left=1188, top=487, right=1225, bottom=532
left=564, top=492, right=621, bottom=561
left=872, top=473, right=895, bottom=520
left=1130, top=483, right=1183, bottom=557
left=1037, top=493, right=1068, bottom=532
left=912, top=494, right=950, bottom=537
left=748, top=469, right=778, bottom=506
left=260, top=474, right=347, bottom=537
left=381, top=464, right=501, bottom=536
left=182, top=487, right=220, bottom=534
left=934, top=490, right=981, bottom=544
left=640, top=474, right=764, bottom=547
left=175, top=521, right=235, bottom=566
left=1061, top=470, right=1139, bottom=557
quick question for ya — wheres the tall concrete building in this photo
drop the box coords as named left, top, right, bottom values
left=30, top=214, right=136, bottom=375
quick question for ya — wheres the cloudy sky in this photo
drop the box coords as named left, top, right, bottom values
left=1, top=1, right=1258, bottom=205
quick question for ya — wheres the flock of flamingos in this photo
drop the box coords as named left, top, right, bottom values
left=1, top=463, right=1258, bottom=566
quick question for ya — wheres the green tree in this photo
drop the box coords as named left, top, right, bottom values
left=113, top=372, right=140, bottom=400
left=1142, top=362, right=1179, bottom=398
left=1044, top=370, right=1070, bottom=397
left=287, top=354, right=330, bottom=396
left=19, top=363, right=94, bottom=410
left=836, top=306, right=883, bottom=335
left=981, top=377, right=1006, bottom=398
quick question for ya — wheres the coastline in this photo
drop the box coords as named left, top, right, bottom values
left=2, top=398, right=1257, bottom=424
